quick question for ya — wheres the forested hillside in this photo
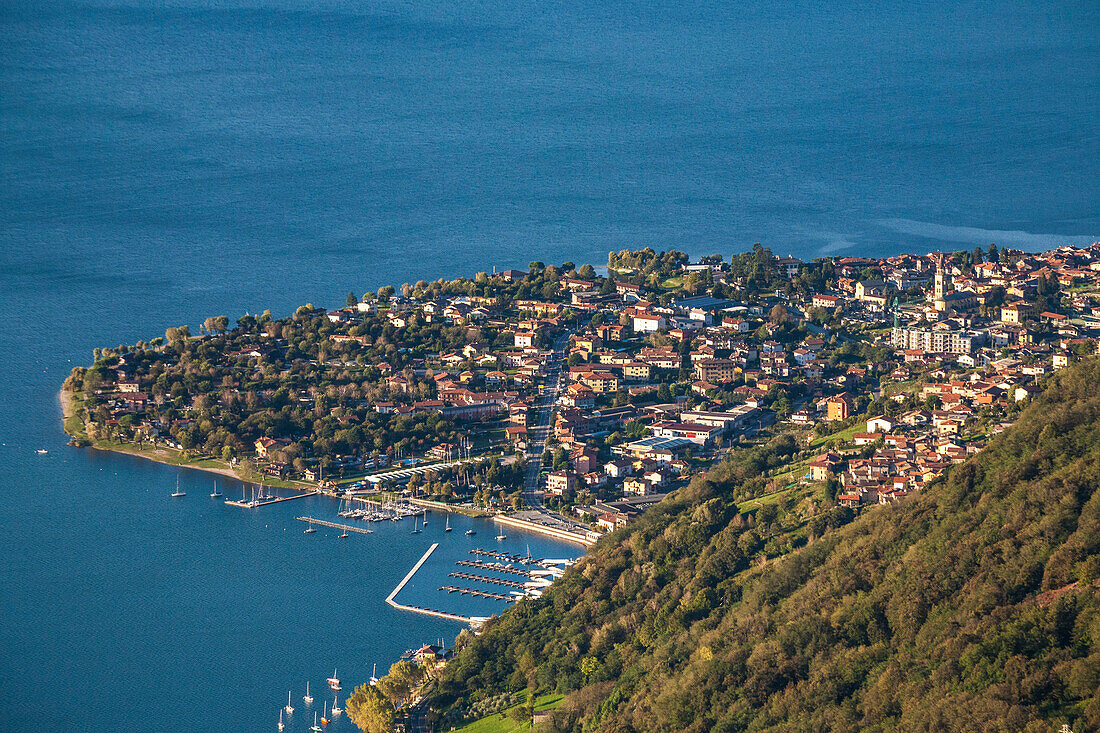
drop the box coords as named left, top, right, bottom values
left=430, top=359, right=1100, bottom=732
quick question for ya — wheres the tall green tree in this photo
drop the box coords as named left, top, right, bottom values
left=345, top=683, right=395, bottom=733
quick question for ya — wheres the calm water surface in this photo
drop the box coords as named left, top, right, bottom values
left=0, top=0, right=1098, bottom=729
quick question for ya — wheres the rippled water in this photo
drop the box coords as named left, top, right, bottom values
left=0, top=0, right=1096, bottom=729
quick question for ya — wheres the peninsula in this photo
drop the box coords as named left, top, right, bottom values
left=62, top=243, right=1100, bottom=732
left=64, top=243, right=1100, bottom=545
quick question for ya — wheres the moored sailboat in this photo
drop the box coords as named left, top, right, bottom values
left=327, top=667, right=341, bottom=690
left=304, top=680, right=314, bottom=705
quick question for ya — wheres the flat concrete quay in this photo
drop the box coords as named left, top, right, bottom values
left=448, top=571, right=527, bottom=588
left=440, top=585, right=516, bottom=602
left=224, top=490, right=317, bottom=508
left=295, top=516, right=374, bottom=534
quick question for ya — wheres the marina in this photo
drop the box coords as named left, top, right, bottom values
left=336, top=498, right=425, bottom=522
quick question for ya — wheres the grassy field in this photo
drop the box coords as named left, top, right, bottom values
left=452, top=693, right=564, bottom=733
left=738, top=485, right=797, bottom=513
left=808, top=414, right=869, bottom=449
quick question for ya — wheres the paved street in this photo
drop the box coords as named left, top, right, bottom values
left=522, top=331, right=570, bottom=509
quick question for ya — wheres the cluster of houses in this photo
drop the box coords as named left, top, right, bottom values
left=81, top=241, right=1100, bottom=528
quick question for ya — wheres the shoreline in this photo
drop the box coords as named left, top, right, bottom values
left=492, top=514, right=597, bottom=547
left=89, top=443, right=245, bottom=481
left=60, top=388, right=311, bottom=487
left=406, top=496, right=490, bottom=518
left=59, top=387, right=74, bottom=421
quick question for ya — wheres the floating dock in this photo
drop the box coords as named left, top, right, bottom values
left=439, top=585, right=516, bottom=602
left=295, top=516, right=374, bottom=534
left=470, top=548, right=543, bottom=564
left=448, top=572, right=527, bottom=589
left=455, top=559, right=533, bottom=577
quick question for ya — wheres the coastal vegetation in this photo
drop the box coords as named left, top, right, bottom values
left=425, top=357, right=1100, bottom=732
left=57, top=242, right=1100, bottom=731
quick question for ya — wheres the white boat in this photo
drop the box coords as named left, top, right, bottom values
left=210, top=480, right=222, bottom=498
left=338, top=530, right=349, bottom=539
left=278, top=708, right=285, bottom=731
left=36, top=449, right=48, bottom=455
left=304, top=520, right=317, bottom=534
left=285, top=691, right=295, bottom=716
left=327, top=667, right=341, bottom=690
left=369, top=663, right=379, bottom=686
left=331, top=695, right=342, bottom=716
left=495, top=533, right=507, bottom=541
left=304, top=681, right=313, bottom=705
left=445, top=515, right=452, bottom=532
left=170, top=475, right=186, bottom=498
left=310, top=711, right=322, bottom=732
left=465, top=529, right=475, bottom=536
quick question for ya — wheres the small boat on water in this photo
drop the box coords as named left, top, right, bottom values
left=310, top=711, right=322, bottom=732
left=210, top=480, right=222, bottom=498
left=321, top=700, right=330, bottom=726
left=327, top=668, right=341, bottom=690
left=369, top=663, right=378, bottom=686
left=465, top=529, right=476, bottom=536
left=304, top=520, right=317, bottom=534
left=36, top=449, right=48, bottom=455
left=331, top=695, right=342, bottom=716
left=304, top=681, right=314, bottom=705
left=170, top=475, right=186, bottom=498
left=445, top=515, right=452, bottom=532
left=338, top=530, right=349, bottom=539
left=285, top=691, right=295, bottom=716
left=278, top=708, right=285, bottom=731
left=495, top=533, right=507, bottom=541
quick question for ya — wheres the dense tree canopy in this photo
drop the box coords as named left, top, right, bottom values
left=430, top=358, right=1100, bottom=732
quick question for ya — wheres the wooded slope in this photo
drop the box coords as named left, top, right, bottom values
left=433, top=358, right=1100, bottom=732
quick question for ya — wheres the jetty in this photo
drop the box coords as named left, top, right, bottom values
left=224, top=490, right=316, bottom=508
left=294, top=516, right=374, bottom=534
left=439, top=585, right=516, bottom=602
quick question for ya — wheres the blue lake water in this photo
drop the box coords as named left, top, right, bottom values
left=0, top=0, right=1097, bottom=729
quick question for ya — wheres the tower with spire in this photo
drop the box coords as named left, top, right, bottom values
left=933, top=255, right=950, bottom=312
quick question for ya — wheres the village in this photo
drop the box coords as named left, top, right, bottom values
left=65, top=242, right=1100, bottom=538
